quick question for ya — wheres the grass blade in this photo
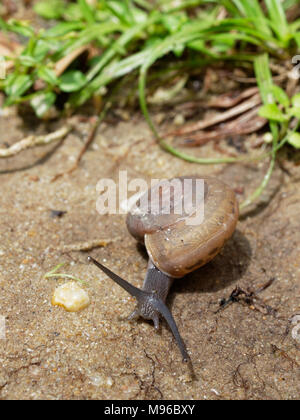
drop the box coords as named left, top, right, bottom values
left=77, top=0, right=95, bottom=24
left=231, top=0, right=272, bottom=36
left=265, top=0, right=289, bottom=42
left=240, top=54, right=279, bottom=209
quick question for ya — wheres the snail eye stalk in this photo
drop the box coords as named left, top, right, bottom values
left=88, top=256, right=189, bottom=362
left=87, top=256, right=144, bottom=299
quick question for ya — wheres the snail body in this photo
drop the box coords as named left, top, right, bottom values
left=89, top=176, right=239, bottom=362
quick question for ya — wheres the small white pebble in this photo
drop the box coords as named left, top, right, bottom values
left=52, top=282, right=90, bottom=312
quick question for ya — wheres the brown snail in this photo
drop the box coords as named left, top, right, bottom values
left=88, top=176, right=239, bottom=362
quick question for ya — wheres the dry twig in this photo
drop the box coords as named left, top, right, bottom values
left=54, top=46, right=89, bottom=77
left=0, top=125, right=71, bottom=158
left=167, top=94, right=262, bottom=137
left=207, top=87, right=259, bottom=108
left=51, top=116, right=100, bottom=182
left=181, top=106, right=267, bottom=147
left=59, top=237, right=121, bottom=253
left=215, top=278, right=277, bottom=316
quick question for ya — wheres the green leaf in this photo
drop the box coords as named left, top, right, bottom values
left=230, top=0, right=271, bottom=36
left=258, top=103, right=288, bottom=122
left=173, top=43, right=185, bottom=57
left=61, top=22, right=121, bottom=57
left=78, top=0, right=95, bottom=24
left=5, top=74, right=33, bottom=98
left=294, top=32, right=300, bottom=48
left=254, top=54, right=274, bottom=104
left=254, top=54, right=279, bottom=144
left=287, top=132, right=300, bottom=149
left=62, top=3, right=84, bottom=21
left=30, top=92, right=56, bottom=117
left=34, top=0, right=64, bottom=19
left=81, top=14, right=159, bottom=95
left=288, top=107, right=300, bottom=119
left=161, top=14, right=186, bottom=33
left=33, top=39, right=52, bottom=61
left=188, top=39, right=218, bottom=57
left=42, top=22, right=84, bottom=38
left=133, top=0, right=152, bottom=10
left=130, top=5, right=147, bottom=23
left=265, top=0, right=289, bottom=41
left=59, top=70, right=87, bottom=92
left=211, top=33, right=235, bottom=53
left=271, top=85, right=290, bottom=108
left=18, top=55, right=38, bottom=67
left=292, top=93, right=300, bottom=108
left=37, top=67, right=59, bottom=85
left=4, top=19, right=34, bottom=37
left=105, top=0, right=134, bottom=25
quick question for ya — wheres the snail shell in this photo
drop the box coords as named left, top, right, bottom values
left=126, top=176, right=239, bottom=278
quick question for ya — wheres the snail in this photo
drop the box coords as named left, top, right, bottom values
left=88, top=176, right=239, bottom=362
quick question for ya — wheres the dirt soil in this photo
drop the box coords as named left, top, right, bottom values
left=0, top=103, right=300, bottom=400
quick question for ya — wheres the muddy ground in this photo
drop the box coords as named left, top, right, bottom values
left=0, top=101, right=300, bottom=400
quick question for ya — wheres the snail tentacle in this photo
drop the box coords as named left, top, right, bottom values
left=87, top=256, right=144, bottom=299
left=88, top=256, right=189, bottom=362
left=150, top=295, right=189, bottom=362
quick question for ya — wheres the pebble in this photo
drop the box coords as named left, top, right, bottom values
left=52, top=282, right=90, bottom=312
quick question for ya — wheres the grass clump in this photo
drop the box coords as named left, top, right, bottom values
left=0, top=0, right=300, bottom=207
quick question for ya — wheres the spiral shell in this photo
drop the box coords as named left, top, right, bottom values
left=126, top=176, right=238, bottom=278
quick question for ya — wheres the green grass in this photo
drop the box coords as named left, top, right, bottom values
left=0, top=0, right=300, bottom=207
left=44, top=263, right=87, bottom=284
